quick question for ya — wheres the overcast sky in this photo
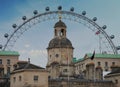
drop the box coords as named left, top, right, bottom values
left=0, top=0, right=120, bottom=67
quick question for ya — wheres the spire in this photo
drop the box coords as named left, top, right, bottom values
left=28, top=58, right=30, bottom=63
left=58, top=10, right=62, bottom=21
left=59, top=16, right=62, bottom=21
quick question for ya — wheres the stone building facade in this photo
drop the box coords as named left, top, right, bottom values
left=74, top=53, right=120, bottom=76
left=104, top=66, right=120, bottom=87
left=47, top=19, right=116, bottom=87
left=0, top=51, right=19, bottom=77
left=10, top=60, right=48, bottom=87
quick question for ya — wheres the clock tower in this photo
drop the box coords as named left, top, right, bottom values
left=46, top=19, right=74, bottom=79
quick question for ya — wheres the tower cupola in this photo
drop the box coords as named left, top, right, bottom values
left=54, top=20, right=67, bottom=28
left=47, top=20, right=73, bottom=49
left=54, top=20, right=67, bottom=38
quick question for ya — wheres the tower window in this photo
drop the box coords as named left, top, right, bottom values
left=58, top=30, right=61, bottom=36
left=61, top=29, right=64, bottom=36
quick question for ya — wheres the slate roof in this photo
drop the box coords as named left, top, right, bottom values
left=14, top=61, right=44, bottom=71
left=107, top=68, right=120, bottom=75
left=54, top=20, right=67, bottom=28
left=47, top=37, right=73, bottom=49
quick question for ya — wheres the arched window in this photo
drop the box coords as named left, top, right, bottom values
left=61, top=29, right=64, bottom=36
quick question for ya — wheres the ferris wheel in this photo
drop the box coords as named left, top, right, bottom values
left=0, top=6, right=120, bottom=54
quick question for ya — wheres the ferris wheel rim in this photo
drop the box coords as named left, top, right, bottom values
left=2, top=10, right=118, bottom=54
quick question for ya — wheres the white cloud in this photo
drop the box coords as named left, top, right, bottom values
left=28, top=49, right=47, bottom=57
left=19, top=49, right=47, bottom=67
left=24, top=44, right=30, bottom=48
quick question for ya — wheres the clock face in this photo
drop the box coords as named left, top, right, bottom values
left=55, top=54, right=59, bottom=57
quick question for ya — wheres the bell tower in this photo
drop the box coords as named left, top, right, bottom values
left=54, top=20, right=66, bottom=38
left=46, top=19, right=74, bottom=79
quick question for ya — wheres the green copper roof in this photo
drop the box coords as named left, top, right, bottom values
left=72, top=57, right=84, bottom=63
left=0, top=51, right=19, bottom=56
left=86, top=53, right=120, bottom=59
left=73, top=53, right=120, bottom=63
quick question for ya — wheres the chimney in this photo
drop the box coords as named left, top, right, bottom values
left=95, top=66, right=103, bottom=80
left=86, top=62, right=95, bottom=80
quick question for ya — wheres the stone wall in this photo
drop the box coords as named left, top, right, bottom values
left=49, top=79, right=115, bottom=87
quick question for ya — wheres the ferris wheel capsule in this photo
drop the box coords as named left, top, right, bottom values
left=110, top=35, right=115, bottom=39
left=33, top=10, right=38, bottom=15
left=46, top=7, right=50, bottom=11
left=116, top=46, right=120, bottom=50
left=92, top=17, right=97, bottom=21
left=4, top=33, right=9, bottom=38
left=12, top=24, right=17, bottom=28
left=58, top=6, right=62, bottom=10
left=102, top=25, right=107, bottom=29
left=70, top=7, right=74, bottom=12
left=82, top=11, right=86, bottom=15
left=0, top=45, right=2, bottom=49
left=22, top=16, right=27, bottom=21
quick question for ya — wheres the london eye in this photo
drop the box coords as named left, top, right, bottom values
left=0, top=6, right=119, bottom=54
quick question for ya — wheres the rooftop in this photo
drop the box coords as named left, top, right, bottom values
left=86, top=53, right=120, bottom=59
left=14, top=61, right=44, bottom=71
left=47, top=37, right=73, bottom=49
left=54, top=20, right=67, bottom=28
left=73, top=53, right=120, bottom=63
left=105, top=67, right=120, bottom=77
left=72, top=57, right=84, bottom=63
left=0, top=51, right=19, bottom=56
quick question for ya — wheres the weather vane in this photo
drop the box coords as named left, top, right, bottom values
left=58, top=6, right=62, bottom=20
